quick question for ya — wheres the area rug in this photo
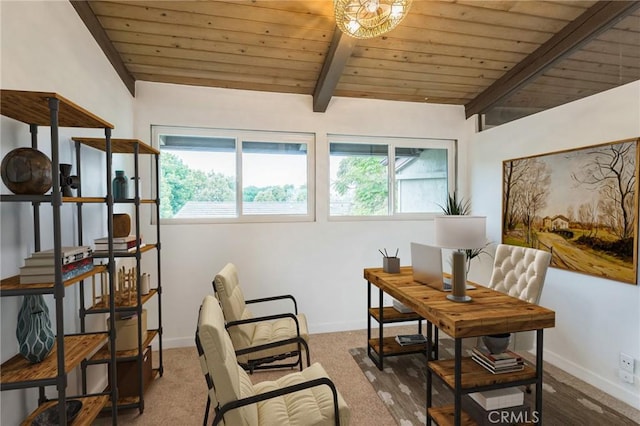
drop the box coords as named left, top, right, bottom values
left=350, top=343, right=637, bottom=426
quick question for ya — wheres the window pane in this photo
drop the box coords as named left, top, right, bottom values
left=242, top=141, right=308, bottom=215
left=330, top=143, right=389, bottom=216
left=395, top=147, right=448, bottom=213
left=159, top=135, right=236, bottom=219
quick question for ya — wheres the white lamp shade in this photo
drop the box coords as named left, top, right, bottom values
left=434, top=215, right=487, bottom=249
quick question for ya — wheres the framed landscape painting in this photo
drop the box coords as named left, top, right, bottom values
left=502, top=138, right=639, bottom=284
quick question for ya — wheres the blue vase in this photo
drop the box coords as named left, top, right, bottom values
left=112, top=170, right=128, bottom=200
left=16, top=295, right=55, bottom=363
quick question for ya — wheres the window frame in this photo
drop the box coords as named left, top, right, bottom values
left=153, top=125, right=315, bottom=224
left=327, top=134, right=456, bottom=221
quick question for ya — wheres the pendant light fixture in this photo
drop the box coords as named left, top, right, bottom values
left=334, top=0, right=412, bottom=39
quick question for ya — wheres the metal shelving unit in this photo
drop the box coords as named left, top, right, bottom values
left=72, top=137, right=163, bottom=414
left=0, top=90, right=117, bottom=425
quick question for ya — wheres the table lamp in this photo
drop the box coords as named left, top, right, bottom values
left=434, top=215, right=487, bottom=302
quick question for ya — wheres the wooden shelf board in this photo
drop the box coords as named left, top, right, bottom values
left=72, top=137, right=159, bottom=155
left=0, top=90, right=113, bottom=128
left=369, top=336, right=427, bottom=355
left=1, top=333, right=108, bottom=385
left=0, top=265, right=107, bottom=295
left=92, top=243, right=157, bottom=258
left=87, top=289, right=158, bottom=313
left=21, top=395, right=109, bottom=426
left=369, top=306, right=423, bottom=322
left=91, top=330, right=159, bottom=362
left=429, top=357, right=536, bottom=389
left=428, top=405, right=477, bottom=426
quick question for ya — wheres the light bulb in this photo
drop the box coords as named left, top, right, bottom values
left=347, top=19, right=360, bottom=33
left=365, top=0, right=379, bottom=13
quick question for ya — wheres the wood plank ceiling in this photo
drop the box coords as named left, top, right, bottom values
left=72, top=0, right=640, bottom=121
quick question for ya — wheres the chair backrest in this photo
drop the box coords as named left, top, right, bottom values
left=488, top=244, right=551, bottom=304
left=197, top=294, right=258, bottom=426
left=213, top=263, right=254, bottom=348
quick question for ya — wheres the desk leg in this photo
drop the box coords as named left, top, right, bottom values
left=454, top=338, right=462, bottom=426
left=536, top=329, right=544, bottom=424
left=378, top=288, right=384, bottom=370
left=426, top=321, right=433, bottom=424
left=367, top=281, right=372, bottom=362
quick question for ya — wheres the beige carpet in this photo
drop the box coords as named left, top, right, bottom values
left=97, top=327, right=640, bottom=425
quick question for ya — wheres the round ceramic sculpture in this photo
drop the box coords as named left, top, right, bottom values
left=482, top=333, right=511, bottom=354
left=1, top=147, right=53, bottom=194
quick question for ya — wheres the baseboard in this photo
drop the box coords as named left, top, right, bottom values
left=544, top=348, right=640, bottom=410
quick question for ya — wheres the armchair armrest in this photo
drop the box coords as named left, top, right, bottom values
left=245, top=294, right=299, bottom=315
left=212, top=376, right=341, bottom=426
left=234, top=336, right=309, bottom=358
left=226, top=313, right=302, bottom=337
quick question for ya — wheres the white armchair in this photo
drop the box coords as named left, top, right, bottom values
left=196, top=295, right=351, bottom=426
left=487, top=244, right=552, bottom=351
left=213, top=263, right=310, bottom=372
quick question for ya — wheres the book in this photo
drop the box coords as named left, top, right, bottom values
left=472, top=346, right=523, bottom=366
left=20, top=257, right=93, bottom=275
left=20, top=261, right=94, bottom=284
left=94, top=239, right=141, bottom=251
left=93, top=235, right=138, bottom=244
left=26, top=246, right=93, bottom=265
left=24, top=248, right=93, bottom=266
left=93, top=243, right=146, bottom=255
left=395, top=334, right=427, bottom=346
left=30, top=246, right=91, bottom=258
left=469, top=388, right=524, bottom=410
left=472, top=354, right=524, bottom=374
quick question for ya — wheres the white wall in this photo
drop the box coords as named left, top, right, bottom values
left=133, top=81, right=469, bottom=348
left=469, top=81, right=640, bottom=409
left=0, top=2, right=134, bottom=424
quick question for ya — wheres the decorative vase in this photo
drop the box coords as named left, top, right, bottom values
left=16, top=295, right=55, bottom=363
left=112, top=170, right=128, bottom=200
left=482, top=333, right=511, bottom=354
left=1, top=147, right=53, bottom=195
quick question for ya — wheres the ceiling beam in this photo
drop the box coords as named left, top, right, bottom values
left=313, top=29, right=356, bottom=112
left=464, top=1, right=640, bottom=119
left=70, top=1, right=136, bottom=97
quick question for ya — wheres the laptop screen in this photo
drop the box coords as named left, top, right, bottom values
left=410, top=243, right=447, bottom=290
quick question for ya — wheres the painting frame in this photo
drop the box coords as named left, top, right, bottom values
left=502, top=137, right=639, bottom=285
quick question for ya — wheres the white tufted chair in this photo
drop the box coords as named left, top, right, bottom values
left=487, top=244, right=552, bottom=351
left=196, top=295, right=351, bottom=426
left=213, top=263, right=310, bottom=372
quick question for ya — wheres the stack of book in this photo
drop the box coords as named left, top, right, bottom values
left=395, top=334, right=427, bottom=346
left=94, top=235, right=144, bottom=253
left=471, top=346, right=525, bottom=374
left=20, top=246, right=94, bottom=284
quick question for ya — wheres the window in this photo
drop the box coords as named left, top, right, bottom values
left=329, top=135, right=455, bottom=217
left=153, top=126, right=314, bottom=222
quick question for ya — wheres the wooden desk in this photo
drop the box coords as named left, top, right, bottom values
left=364, top=266, right=555, bottom=426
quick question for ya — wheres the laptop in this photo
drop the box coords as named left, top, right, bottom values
left=410, top=242, right=475, bottom=291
